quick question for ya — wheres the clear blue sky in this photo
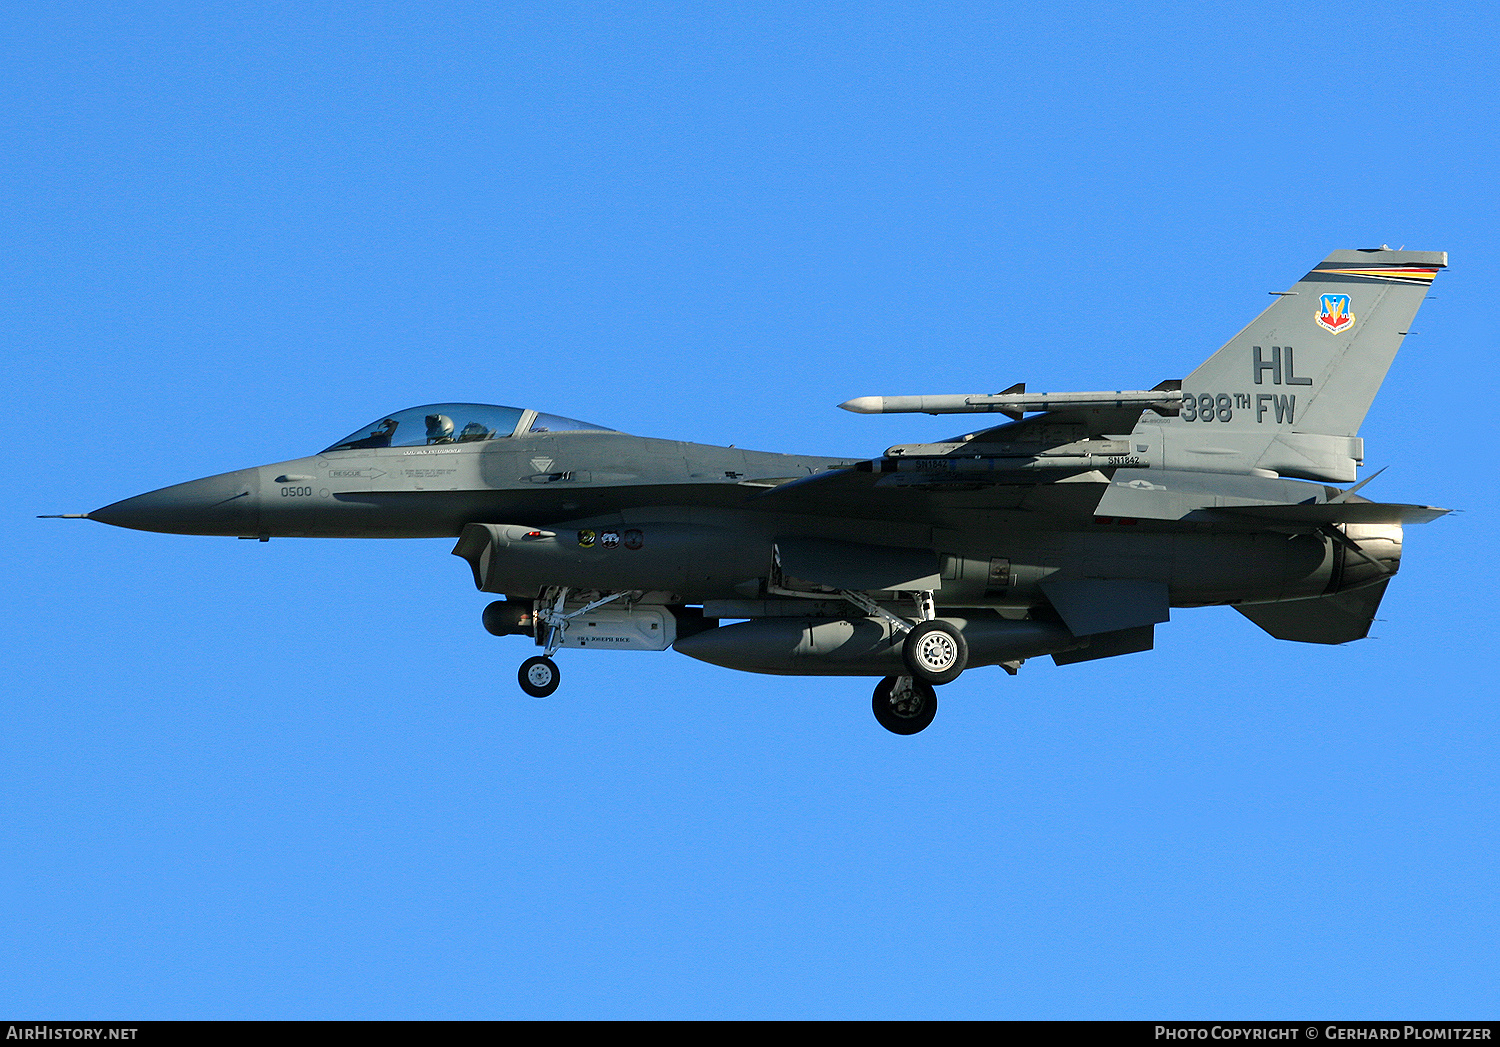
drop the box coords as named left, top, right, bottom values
left=5, top=1, right=1498, bottom=1019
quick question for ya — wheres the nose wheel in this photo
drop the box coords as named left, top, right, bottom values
left=518, top=655, right=561, bottom=698
left=872, top=675, right=937, bottom=734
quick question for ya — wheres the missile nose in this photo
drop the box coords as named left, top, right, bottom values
left=90, top=468, right=262, bottom=536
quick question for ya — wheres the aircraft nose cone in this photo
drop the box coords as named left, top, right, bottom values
left=90, top=468, right=261, bottom=536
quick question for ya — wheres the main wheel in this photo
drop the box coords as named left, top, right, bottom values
left=901, top=620, right=968, bottom=685
left=518, top=656, right=561, bottom=698
left=872, top=676, right=938, bottom=735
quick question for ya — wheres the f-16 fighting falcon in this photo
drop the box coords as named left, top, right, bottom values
left=56, top=249, right=1450, bottom=733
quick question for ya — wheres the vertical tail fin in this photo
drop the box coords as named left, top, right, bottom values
left=1140, top=248, right=1445, bottom=482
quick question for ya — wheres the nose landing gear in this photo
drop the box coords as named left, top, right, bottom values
left=494, top=586, right=640, bottom=698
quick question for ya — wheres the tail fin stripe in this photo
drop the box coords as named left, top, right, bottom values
left=1312, top=267, right=1439, bottom=284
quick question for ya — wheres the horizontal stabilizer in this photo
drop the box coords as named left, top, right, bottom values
left=1039, top=578, right=1169, bottom=636
left=1208, top=502, right=1449, bottom=526
left=1095, top=469, right=1339, bottom=521
left=775, top=537, right=940, bottom=592
left=1235, top=579, right=1390, bottom=644
left=1095, top=469, right=1448, bottom=527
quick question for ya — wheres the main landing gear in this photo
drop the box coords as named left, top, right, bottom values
left=901, top=619, right=967, bottom=685
left=872, top=676, right=937, bottom=734
left=836, top=587, right=969, bottom=688
left=834, top=588, right=964, bottom=733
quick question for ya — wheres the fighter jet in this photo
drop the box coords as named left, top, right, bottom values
left=57, top=249, right=1450, bottom=733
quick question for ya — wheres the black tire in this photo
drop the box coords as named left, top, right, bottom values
left=518, top=656, right=561, bottom=698
left=901, top=619, right=968, bottom=685
left=872, top=676, right=938, bottom=735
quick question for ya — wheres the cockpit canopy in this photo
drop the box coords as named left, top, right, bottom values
left=323, top=403, right=614, bottom=453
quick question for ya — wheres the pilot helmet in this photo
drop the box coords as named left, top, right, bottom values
left=425, top=414, right=455, bottom=442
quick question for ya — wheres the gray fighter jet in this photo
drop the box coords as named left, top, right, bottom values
left=59, top=249, right=1450, bottom=733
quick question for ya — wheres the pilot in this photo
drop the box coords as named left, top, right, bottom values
left=426, top=414, right=455, bottom=444
left=457, top=421, right=494, bottom=443
left=341, top=418, right=399, bottom=449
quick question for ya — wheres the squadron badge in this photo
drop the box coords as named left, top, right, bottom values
left=577, top=529, right=596, bottom=548
left=1316, top=293, right=1355, bottom=333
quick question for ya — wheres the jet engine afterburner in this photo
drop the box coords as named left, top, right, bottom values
left=1333, top=523, right=1402, bottom=592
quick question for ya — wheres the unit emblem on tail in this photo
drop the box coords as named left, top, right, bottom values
left=1317, top=293, right=1356, bottom=333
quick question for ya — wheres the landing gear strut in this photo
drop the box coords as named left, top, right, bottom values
left=872, top=675, right=937, bottom=734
